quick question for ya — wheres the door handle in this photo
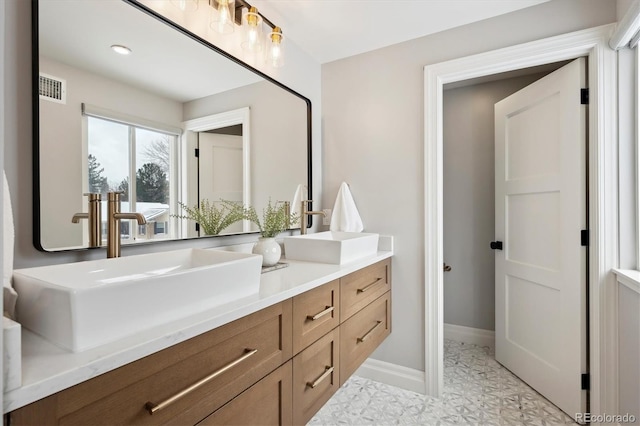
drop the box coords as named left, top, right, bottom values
left=490, top=241, right=503, bottom=250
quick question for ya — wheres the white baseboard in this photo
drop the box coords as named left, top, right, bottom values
left=444, top=323, right=495, bottom=349
left=355, top=358, right=426, bottom=395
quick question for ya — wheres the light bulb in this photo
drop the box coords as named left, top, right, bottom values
left=249, top=28, right=258, bottom=44
left=210, top=0, right=235, bottom=34
left=271, top=44, right=281, bottom=59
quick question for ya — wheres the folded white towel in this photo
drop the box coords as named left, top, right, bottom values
left=290, top=184, right=306, bottom=228
left=3, top=171, right=17, bottom=319
left=330, top=182, right=363, bottom=232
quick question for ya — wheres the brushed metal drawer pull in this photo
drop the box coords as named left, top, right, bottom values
left=357, top=277, right=383, bottom=293
left=357, top=321, right=383, bottom=343
left=307, top=306, right=335, bottom=321
left=306, top=366, right=335, bottom=389
left=145, top=348, right=258, bottom=415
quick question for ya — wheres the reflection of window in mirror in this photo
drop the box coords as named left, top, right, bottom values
left=85, top=115, right=179, bottom=244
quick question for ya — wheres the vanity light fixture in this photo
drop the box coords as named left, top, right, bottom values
left=170, top=0, right=199, bottom=12
left=209, top=0, right=235, bottom=34
left=208, top=0, right=285, bottom=68
left=111, top=44, right=132, bottom=55
left=267, top=26, right=284, bottom=68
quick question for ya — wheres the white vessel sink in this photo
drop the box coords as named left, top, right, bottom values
left=284, top=231, right=379, bottom=265
left=13, top=249, right=262, bottom=352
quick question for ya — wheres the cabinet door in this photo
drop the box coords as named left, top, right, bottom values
left=198, top=361, right=293, bottom=426
left=293, top=328, right=340, bottom=426
left=292, top=279, right=340, bottom=354
left=340, top=292, right=391, bottom=385
left=341, top=259, right=390, bottom=321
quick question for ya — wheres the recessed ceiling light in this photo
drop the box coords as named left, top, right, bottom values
left=111, top=45, right=132, bottom=55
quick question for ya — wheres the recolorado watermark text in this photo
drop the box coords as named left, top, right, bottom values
left=575, top=413, right=636, bottom=423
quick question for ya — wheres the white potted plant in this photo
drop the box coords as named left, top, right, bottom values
left=243, top=200, right=298, bottom=266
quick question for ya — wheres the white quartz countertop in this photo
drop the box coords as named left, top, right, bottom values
left=3, top=249, right=393, bottom=413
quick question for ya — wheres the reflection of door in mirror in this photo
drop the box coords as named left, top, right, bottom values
left=198, top=129, right=244, bottom=235
left=182, top=107, right=251, bottom=238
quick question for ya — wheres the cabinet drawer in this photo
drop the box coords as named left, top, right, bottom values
left=341, top=259, right=390, bottom=321
left=11, top=300, right=292, bottom=426
left=340, top=292, right=390, bottom=386
left=198, top=361, right=293, bottom=426
left=293, top=328, right=340, bottom=426
left=292, top=279, right=340, bottom=354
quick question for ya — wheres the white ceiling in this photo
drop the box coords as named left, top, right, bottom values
left=251, top=0, right=551, bottom=63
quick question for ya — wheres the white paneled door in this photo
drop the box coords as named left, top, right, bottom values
left=198, top=132, right=244, bottom=233
left=494, top=58, right=587, bottom=419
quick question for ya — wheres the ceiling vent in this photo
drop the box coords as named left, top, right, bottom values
left=39, top=73, right=66, bottom=104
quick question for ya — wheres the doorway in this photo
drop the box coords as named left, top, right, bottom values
left=424, top=25, right=617, bottom=417
left=442, top=69, right=557, bottom=344
left=443, top=59, right=587, bottom=419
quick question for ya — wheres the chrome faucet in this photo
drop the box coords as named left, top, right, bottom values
left=300, top=200, right=326, bottom=235
left=71, top=193, right=102, bottom=248
left=106, top=192, right=146, bottom=258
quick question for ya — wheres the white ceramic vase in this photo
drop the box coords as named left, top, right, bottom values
left=252, top=237, right=281, bottom=267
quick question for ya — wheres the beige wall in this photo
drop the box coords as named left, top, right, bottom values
left=322, top=0, right=616, bottom=371
left=442, top=74, right=546, bottom=332
left=38, top=57, right=182, bottom=249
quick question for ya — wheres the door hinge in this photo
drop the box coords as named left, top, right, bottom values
left=195, top=223, right=200, bottom=232
left=580, top=88, right=589, bottom=105
left=581, top=373, right=590, bottom=390
left=581, top=229, right=589, bottom=247
left=194, top=148, right=200, bottom=157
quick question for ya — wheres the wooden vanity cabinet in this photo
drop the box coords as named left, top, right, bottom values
left=9, top=258, right=392, bottom=426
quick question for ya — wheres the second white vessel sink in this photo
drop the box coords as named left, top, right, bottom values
left=13, top=249, right=262, bottom=352
left=284, top=231, right=379, bottom=265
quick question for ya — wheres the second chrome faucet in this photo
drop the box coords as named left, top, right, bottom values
left=107, top=192, right=146, bottom=258
left=300, top=200, right=326, bottom=235
left=71, top=193, right=102, bottom=248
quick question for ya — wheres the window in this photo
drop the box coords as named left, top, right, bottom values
left=85, top=115, right=178, bottom=244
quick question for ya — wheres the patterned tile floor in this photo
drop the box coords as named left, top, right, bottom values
left=309, top=340, right=576, bottom=425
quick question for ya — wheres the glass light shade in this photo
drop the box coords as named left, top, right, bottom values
left=267, top=27, right=284, bottom=68
left=170, top=0, right=198, bottom=12
left=241, top=7, right=264, bottom=52
left=210, top=0, right=235, bottom=34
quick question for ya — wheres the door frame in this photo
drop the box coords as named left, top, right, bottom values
left=181, top=107, right=251, bottom=236
left=424, top=24, right=618, bottom=416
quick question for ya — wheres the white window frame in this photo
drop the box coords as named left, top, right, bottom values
left=82, top=104, right=182, bottom=242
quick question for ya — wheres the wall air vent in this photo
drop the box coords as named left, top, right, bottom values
left=39, top=73, right=66, bottom=104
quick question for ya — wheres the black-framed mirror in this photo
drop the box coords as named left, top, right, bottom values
left=32, top=0, right=312, bottom=252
